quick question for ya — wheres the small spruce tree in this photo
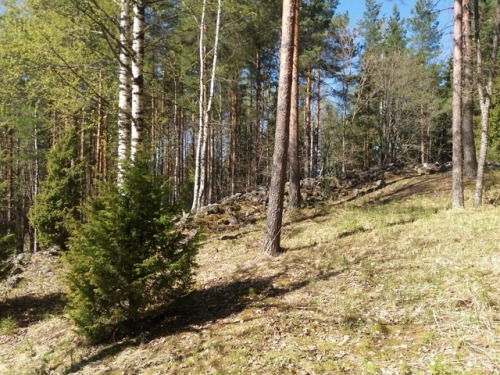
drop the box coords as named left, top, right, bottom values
left=64, top=161, right=198, bottom=342
left=29, top=128, right=81, bottom=250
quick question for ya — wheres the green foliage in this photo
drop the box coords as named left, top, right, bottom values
left=409, top=0, right=441, bottom=64
left=359, top=0, right=384, bottom=51
left=0, top=316, right=18, bottom=336
left=488, top=70, right=500, bottom=161
left=0, top=181, right=16, bottom=280
left=29, top=128, right=81, bottom=251
left=384, top=4, right=407, bottom=53
left=64, top=161, right=198, bottom=343
left=0, top=233, right=15, bottom=280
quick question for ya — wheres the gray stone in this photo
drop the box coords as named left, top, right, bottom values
left=11, top=266, right=23, bottom=276
left=228, top=216, right=239, bottom=226
left=6, top=275, right=24, bottom=287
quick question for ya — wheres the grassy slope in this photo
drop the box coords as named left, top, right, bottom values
left=0, top=171, right=499, bottom=374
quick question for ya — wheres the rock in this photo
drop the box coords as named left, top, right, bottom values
left=196, top=203, right=223, bottom=217
left=48, top=247, right=59, bottom=256
left=228, top=216, right=239, bottom=226
left=207, top=204, right=223, bottom=215
left=417, top=167, right=429, bottom=176
left=41, top=266, right=54, bottom=276
left=11, top=266, right=23, bottom=276
left=220, top=234, right=239, bottom=241
left=245, top=215, right=256, bottom=224
left=225, top=204, right=241, bottom=213
left=14, top=253, right=31, bottom=265
left=175, top=210, right=190, bottom=227
left=6, top=275, right=24, bottom=287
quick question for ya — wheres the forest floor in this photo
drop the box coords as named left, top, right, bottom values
left=0, top=170, right=499, bottom=375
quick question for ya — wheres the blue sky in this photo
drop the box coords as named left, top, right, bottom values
left=336, top=0, right=454, bottom=57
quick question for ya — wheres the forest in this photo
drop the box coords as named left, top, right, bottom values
left=0, top=0, right=499, bottom=373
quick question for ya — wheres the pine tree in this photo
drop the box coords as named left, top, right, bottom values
left=264, top=0, right=296, bottom=255
left=452, top=0, right=465, bottom=208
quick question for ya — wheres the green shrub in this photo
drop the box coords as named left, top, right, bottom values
left=29, top=128, right=81, bottom=251
left=0, top=233, right=15, bottom=280
left=0, top=181, right=16, bottom=279
left=64, top=162, right=198, bottom=342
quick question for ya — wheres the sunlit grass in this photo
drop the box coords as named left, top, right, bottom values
left=0, top=171, right=498, bottom=374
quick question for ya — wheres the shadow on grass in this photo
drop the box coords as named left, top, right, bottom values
left=283, top=207, right=329, bottom=227
left=0, top=292, right=65, bottom=328
left=64, top=269, right=336, bottom=374
left=374, top=174, right=448, bottom=205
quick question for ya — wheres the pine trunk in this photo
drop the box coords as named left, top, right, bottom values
left=264, top=0, right=295, bottom=255
left=452, top=0, right=464, bottom=208
left=462, top=0, right=477, bottom=178
left=312, top=68, right=321, bottom=177
left=304, top=65, right=312, bottom=178
left=288, top=0, right=301, bottom=211
left=230, top=73, right=238, bottom=196
left=255, top=49, right=262, bottom=186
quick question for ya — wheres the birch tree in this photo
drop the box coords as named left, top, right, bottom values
left=192, top=0, right=222, bottom=210
left=131, top=0, right=146, bottom=160
left=117, top=0, right=132, bottom=183
left=474, top=0, right=500, bottom=207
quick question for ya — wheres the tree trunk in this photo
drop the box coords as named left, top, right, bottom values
left=96, top=69, right=105, bottom=180
left=288, top=0, right=300, bottom=210
left=452, top=0, right=464, bottom=208
left=117, top=0, right=131, bottom=184
left=6, top=126, right=14, bottom=225
left=462, top=0, right=477, bottom=178
left=255, top=49, right=262, bottom=186
left=264, top=0, right=295, bottom=255
left=304, top=64, right=312, bottom=177
left=229, top=72, right=238, bottom=196
left=193, top=0, right=222, bottom=210
left=34, top=110, right=40, bottom=252
left=131, top=0, right=145, bottom=160
left=312, top=68, right=320, bottom=177
left=192, top=1, right=207, bottom=211
left=474, top=0, right=499, bottom=207
left=420, top=105, right=426, bottom=165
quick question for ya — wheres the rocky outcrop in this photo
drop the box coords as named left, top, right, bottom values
left=185, top=162, right=449, bottom=231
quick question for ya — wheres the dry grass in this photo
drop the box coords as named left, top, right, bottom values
left=0, top=171, right=499, bottom=374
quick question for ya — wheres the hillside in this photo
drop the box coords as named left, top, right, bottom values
left=1, top=171, right=499, bottom=375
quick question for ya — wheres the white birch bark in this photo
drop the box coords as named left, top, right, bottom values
left=131, top=0, right=145, bottom=161
left=191, top=0, right=207, bottom=211
left=192, top=0, right=222, bottom=210
left=117, top=0, right=131, bottom=184
left=474, top=0, right=499, bottom=207
left=34, top=107, right=39, bottom=252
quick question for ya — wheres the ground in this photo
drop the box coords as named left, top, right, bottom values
left=0, top=171, right=499, bottom=374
